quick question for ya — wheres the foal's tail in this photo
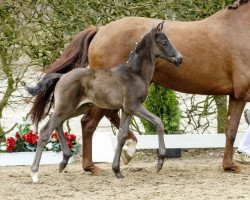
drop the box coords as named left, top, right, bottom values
left=27, top=73, right=63, bottom=127
left=29, top=26, right=98, bottom=127
left=27, top=73, right=62, bottom=97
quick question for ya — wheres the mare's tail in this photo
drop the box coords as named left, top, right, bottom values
left=46, top=26, right=98, bottom=73
left=29, top=26, right=99, bottom=127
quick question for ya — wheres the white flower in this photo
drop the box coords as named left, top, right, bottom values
left=46, top=142, right=53, bottom=150
left=0, top=145, right=7, bottom=151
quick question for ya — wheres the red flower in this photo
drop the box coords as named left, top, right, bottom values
left=31, top=133, right=38, bottom=145
left=64, top=132, right=71, bottom=142
left=70, top=134, right=76, bottom=141
left=67, top=140, right=73, bottom=149
left=23, top=133, right=32, bottom=143
left=51, top=133, right=58, bottom=139
left=51, top=132, right=59, bottom=143
left=15, top=132, right=20, bottom=139
left=23, top=131, right=39, bottom=145
left=6, top=137, right=16, bottom=152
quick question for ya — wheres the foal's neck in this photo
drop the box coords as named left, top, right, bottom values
left=127, top=35, right=155, bottom=85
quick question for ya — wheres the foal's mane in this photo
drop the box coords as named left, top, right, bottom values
left=127, top=30, right=154, bottom=63
left=228, top=0, right=249, bottom=9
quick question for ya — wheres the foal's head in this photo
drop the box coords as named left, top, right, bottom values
left=151, top=21, right=183, bottom=66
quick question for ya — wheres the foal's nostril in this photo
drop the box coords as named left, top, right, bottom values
left=179, top=57, right=183, bottom=64
left=177, top=56, right=183, bottom=64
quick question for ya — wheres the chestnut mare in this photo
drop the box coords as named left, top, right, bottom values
left=30, top=0, right=250, bottom=174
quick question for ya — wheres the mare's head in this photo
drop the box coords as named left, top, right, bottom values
left=151, top=21, right=183, bottom=66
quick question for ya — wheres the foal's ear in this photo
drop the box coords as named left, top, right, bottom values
left=156, top=21, right=164, bottom=33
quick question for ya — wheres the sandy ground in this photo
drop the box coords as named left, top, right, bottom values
left=0, top=149, right=249, bottom=200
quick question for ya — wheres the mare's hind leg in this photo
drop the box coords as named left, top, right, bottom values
left=57, top=125, right=73, bottom=173
left=223, top=97, right=246, bottom=172
left=81, top=107, right=107, bottom=175
left=105, top=110, right=138, bottom=165
left=133, top=105, right=166, bottom=173
left=112, top=111, right=132, bottom=178
left=31, top=113, right=65, bottom=183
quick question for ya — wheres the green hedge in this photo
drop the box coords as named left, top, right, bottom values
left=142, top=84, right=180, bottom=134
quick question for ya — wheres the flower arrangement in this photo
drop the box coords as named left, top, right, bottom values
left=0, top=118, right=79, bottom=154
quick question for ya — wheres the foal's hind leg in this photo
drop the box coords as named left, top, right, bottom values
left=133, top=105, right=166, bottom=173
left=57, top=125, right=73, bottom=173
left=31, top=120, right=50, bottom=182
left=31, top=114, right=64, bottom=182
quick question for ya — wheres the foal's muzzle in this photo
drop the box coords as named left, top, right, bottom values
left=173, top=54, right=183, bottom=66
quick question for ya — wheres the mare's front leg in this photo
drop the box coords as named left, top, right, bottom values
left=81, top=107, right=107, bottom=175
left=223, top=96, right=246, bottom=172
left=112, top=111, right=132, bottom=178
left=133, top=105, right=166, bottom=173
left=105, top=110, right=138, bottom=165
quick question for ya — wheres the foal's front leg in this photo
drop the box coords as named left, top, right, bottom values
left=105, top=110, right=138, bottom=165
left=134, top=104, right=166, bottom=173
left=112, top=111, right=132, bottom=178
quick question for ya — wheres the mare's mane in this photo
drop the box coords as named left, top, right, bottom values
left=228, top=0, right=249, bottom=9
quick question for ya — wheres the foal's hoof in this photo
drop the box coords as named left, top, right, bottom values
left=31, top=172, right=39, bottom=183
left=121, top=150, right=132, bottom=165
left=115, top=172, right=125, bottom=179
left=155, top=165, right=163, bottom=174
left=112, top=166, right=125, bottom=178
left=121, top=139, right=137, bottom=165
left=155, top=154, right=165, bottom=174
left=223, top=162, right=247, bottom=173
left=59, top=163, right=67, bottom=173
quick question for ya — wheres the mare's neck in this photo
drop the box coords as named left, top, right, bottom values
left=127, top=36, right=155, bottom=85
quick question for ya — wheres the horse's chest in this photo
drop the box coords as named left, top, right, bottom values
left=128, top=82, right=149, bottom=102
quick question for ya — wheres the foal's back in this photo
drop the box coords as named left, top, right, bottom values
left=54, top=66, right=142, bottom=111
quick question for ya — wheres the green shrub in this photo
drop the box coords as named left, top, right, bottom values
left=142, top=84, right=180, bottom=134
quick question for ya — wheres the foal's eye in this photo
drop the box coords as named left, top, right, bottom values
left=158, top=41, right=167, bottom=47
left=156, top=40, right=165, bottom=46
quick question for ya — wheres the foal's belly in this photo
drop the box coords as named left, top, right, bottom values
left=86, top=81, right=125, bottom=110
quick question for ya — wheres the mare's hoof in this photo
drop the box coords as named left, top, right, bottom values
left=223, top=162, right=247, bottom=173
left=91, top=166, right=104, bottom=176
left=83, top=163, right=103, bottom=176
left=31, top=172, right=39, bottom=183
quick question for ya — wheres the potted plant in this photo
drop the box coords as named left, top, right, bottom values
left=0, top=118, right=80, bottom=166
